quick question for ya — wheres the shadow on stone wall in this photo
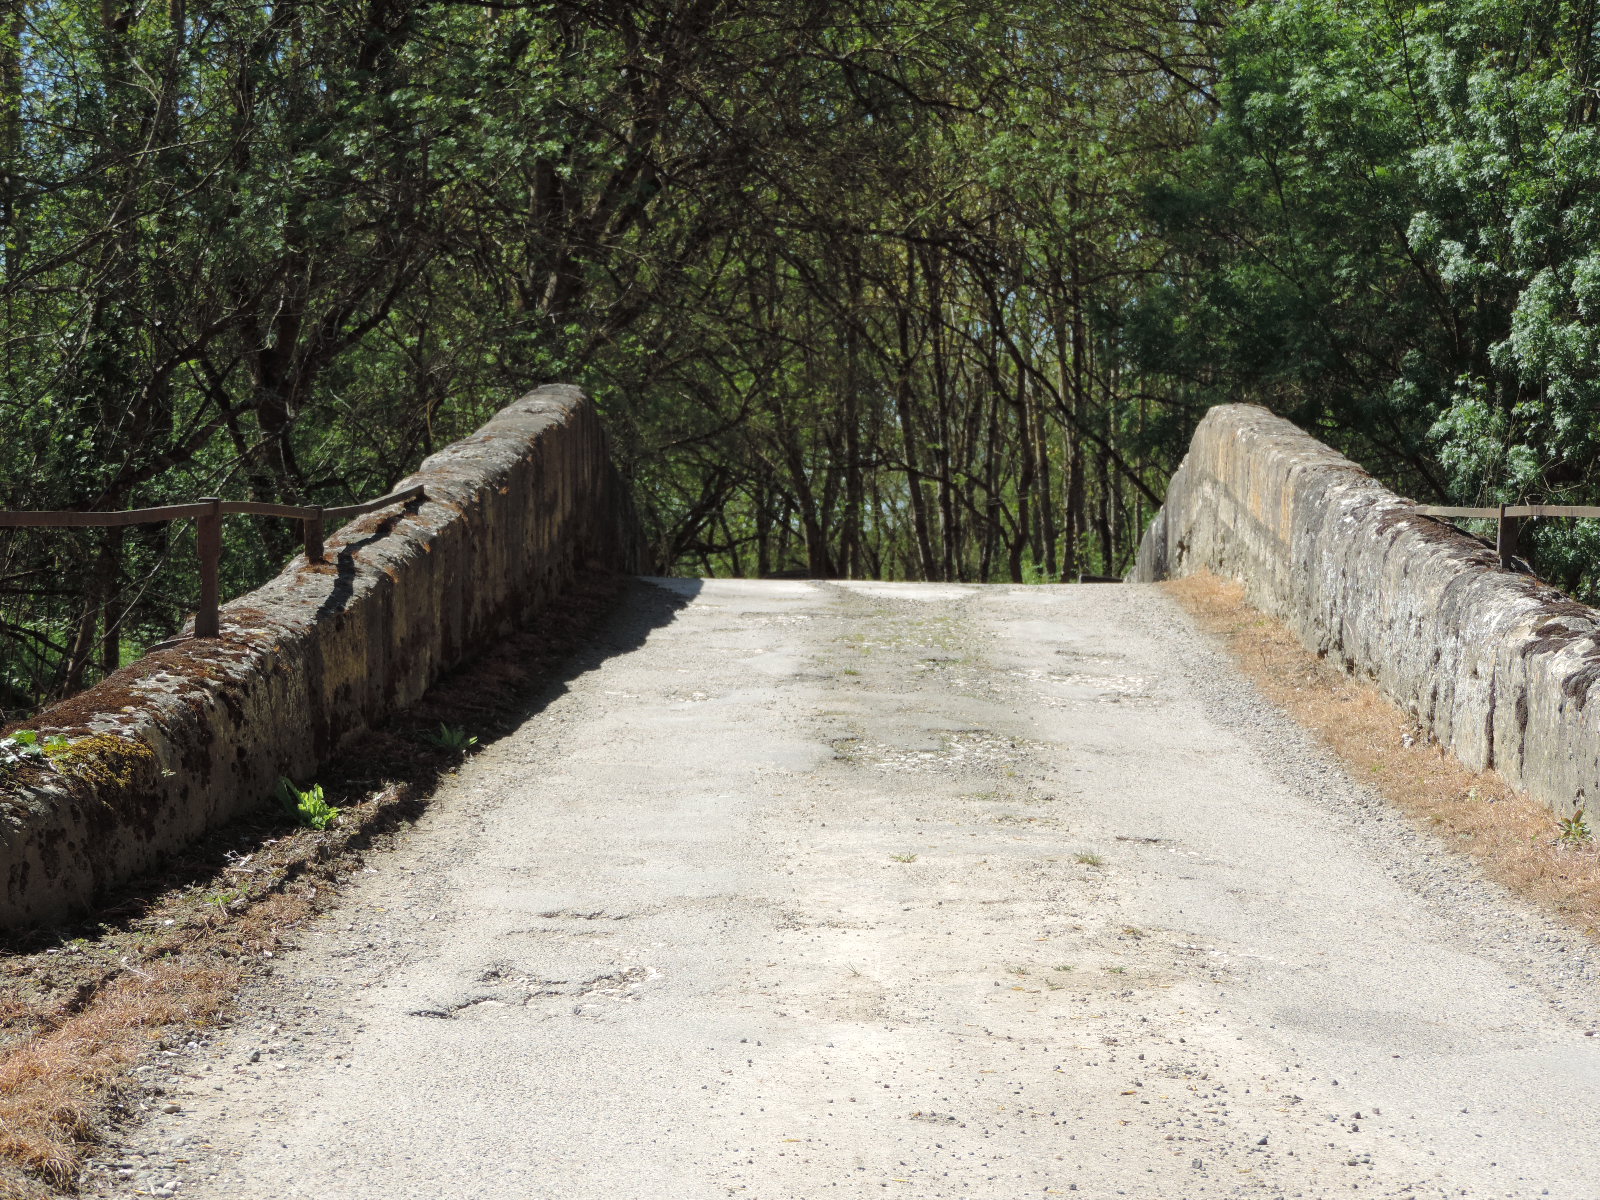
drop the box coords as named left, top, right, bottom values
left=0, top=386, right=644, bottom=929
left=3, top=575, right=699, bottom=946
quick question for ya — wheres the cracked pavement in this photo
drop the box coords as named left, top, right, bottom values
left=88, top=579, right=1600, bottom=1199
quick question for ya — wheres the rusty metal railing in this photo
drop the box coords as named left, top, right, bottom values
left=0, top=484, right=425, bottom=637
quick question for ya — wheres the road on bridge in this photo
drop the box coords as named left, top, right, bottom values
left=98, top=580, right=1600, bottom=1198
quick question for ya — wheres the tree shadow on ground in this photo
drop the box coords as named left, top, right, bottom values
left=0, top=573, right=703, bottom=953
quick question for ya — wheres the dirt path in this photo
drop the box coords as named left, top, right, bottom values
left=89, top=580, right=1600, bottom=1199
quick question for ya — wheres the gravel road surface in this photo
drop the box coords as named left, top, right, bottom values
left=92, top=579, right=1600, bottom=1199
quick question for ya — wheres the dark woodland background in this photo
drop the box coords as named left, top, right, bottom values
left=4, top=0, right=1598, bottom=713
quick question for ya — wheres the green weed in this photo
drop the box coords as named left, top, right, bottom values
left=423, top=724, right=479, bottom=754
left=0, top=729, right=69, bottom=776
left=1074, top=851, right=1104, bottom=867
left=204, top=888, right=245, bottom=914
left=1558, top=807, right=1592, bottom=846
left=276, top=777, right=340, bottom=831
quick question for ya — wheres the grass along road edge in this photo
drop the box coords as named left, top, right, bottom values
left=1166, top=572, right=1600, bottom=939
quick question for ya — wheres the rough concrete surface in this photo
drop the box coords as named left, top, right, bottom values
left=89, top=580, right=1600, bottom=1199
left=1132, top=404, right=1600, bottom=826
left=0, top=385, right=637, bottom=928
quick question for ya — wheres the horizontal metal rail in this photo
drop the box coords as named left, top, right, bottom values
left=323, top=483, right=426, bottom=521
left=0, top=484, right=425, bottom=528
left=0, top=502, right=214, bottom=528
left=1415, top=504, right=1600, bottom=520
left=0, top=484, right=426, bottom=638
left=1415, top=500, right=1600, bottom=573
left=219, top=500, right=322, bottom=519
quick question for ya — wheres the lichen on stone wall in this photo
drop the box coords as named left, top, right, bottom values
left=45, top=734, right=158, bottom=792
left=1133, top=403, right=1600, bottom=822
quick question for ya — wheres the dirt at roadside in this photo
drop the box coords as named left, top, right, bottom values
left=1165, top=571, right=1600, bottom=937
left=0, top=572, right=641, bottom=1200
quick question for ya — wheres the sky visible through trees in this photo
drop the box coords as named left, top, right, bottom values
left=1, top=0, right=1598, bottom=713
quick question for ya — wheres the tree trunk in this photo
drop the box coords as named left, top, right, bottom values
left=895, top=286, right=939, bottom=581
left=1032, top=374, right=1058, bottom=579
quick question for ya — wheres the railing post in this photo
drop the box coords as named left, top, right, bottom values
left=195, top=497, right=222, bottom=638
left=1496, top=502, right=1520, bottom=571
left=302, top=507, right=325, bottom=564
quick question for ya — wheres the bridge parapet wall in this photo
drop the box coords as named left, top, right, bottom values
left=0, top=385, right=639, bottom=927
left=1133, top=403, right=1600, bottom=820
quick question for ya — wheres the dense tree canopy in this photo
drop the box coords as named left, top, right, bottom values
left=1137, top=0, right=1600, bottom=590
left=3, top=0, right=1600, bottom=713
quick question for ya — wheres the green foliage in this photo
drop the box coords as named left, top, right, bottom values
left=423, top=724, right=479, bottom=755
left=11, top=0, right=1600, bottom=723
left=275, top=777, right=340, bottom=832
left=0, top=0, right=1207, bottom=724
left=0, top=730, right=70, bottom=776
left=1131, top=0, right=1600, bottom=597
left=1558, top=807, right=1592, bottom=846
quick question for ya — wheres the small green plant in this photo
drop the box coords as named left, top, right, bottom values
left=1021, top=558, right=1051, bottom=586
left=0, top=729, right=69, bottom=775
left=1106, top=965, right=1127, bottom=974
left=204, top=888, right=244, bottom=914
left=424, top=724, right=479, bottom=754
left=1557, top=807, right=1592, bottom=846
left=1052, top=964, right=1074, bottom=972
left=1074, top=851, right=1104, bottom=867
left=1008, top=965, right=1029, bottom=976
left=890, top=852, right=918, bottom=863
left=276, top=777, right=340, bottom=830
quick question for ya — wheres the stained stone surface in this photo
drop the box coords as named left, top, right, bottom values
left=0, top=385, right=638, bottom=927
left=1134, top=403, right=1600, bottom=821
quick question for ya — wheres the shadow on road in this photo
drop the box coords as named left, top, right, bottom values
left=2, top=573, right=704, bottom=951
left=491, top=574, right=704, bottom=730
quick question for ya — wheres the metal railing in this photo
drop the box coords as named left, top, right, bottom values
left=0, top=484, right=425, bottom=638
left=1415, top=502, right=1600, bottom=571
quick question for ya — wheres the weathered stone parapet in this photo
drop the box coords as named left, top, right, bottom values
left=1132, top=404, right=1600, bottom=820
left=0, top=385, right=641, bottom=928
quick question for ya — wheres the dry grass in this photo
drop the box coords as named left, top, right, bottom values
left=0, top=571, right=637, bottom=1199
left=0, top=960, right=235, bottom=1189
left=0, top=788, right=383, bottom=1199
left=1165, top=572, right=1600, bottom=936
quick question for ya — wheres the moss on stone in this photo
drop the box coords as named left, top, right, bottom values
left=46, top=734, right=157, bottom=790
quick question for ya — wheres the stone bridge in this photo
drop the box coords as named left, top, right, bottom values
left=9, top=391, right=1600, bottom=1197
